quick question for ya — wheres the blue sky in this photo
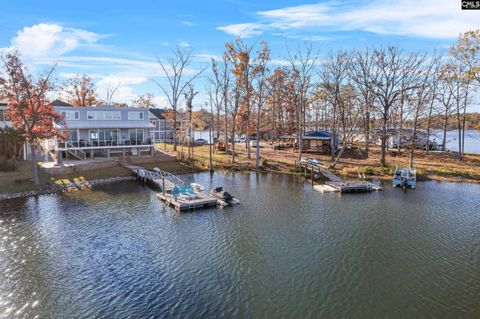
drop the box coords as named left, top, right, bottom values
left=0, top=0, right=479, bottom=108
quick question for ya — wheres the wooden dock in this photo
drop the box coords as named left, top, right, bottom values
left=157, top=193, right=219, bottom=211
left=123, top=163, right=223, bottom=211
left=296, top=160, right=343, bottom=182
left=326, top=181, right=382, bottom=193
left=296, top=160, right=382, bottom=193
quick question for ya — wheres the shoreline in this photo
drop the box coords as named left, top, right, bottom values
left=1, top=146, right=479, bottom=201
left=164, top=144, right=480, bottom=185
left=1, top=163, right=478, bottom=201
left=0, top=176, right=136, bottom=201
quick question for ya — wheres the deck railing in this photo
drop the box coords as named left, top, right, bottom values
left=57, top=139, right=154, bottom=150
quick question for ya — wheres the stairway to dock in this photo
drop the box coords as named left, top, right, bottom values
left=296, top=160, right=382, bottom=193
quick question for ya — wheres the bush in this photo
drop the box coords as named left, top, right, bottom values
left=381, top=166, right=395, bottom=175
left=288, top=166, right=301, bottom=173
left=358, top=166, right=374, bottom=175
left=341, top=167, right=357, bottom=176
left=260, top=158, right=268, bottom=167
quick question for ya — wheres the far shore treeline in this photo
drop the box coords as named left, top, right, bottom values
left=1, top=30, right=480, bottom=184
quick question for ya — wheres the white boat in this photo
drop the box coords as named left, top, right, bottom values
left=190, top=183, right=205, bottom=193
left=393, top=167, right=416, bottom=189
left=210, top=187, right=240, bottom=206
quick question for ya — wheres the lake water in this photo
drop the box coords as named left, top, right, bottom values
left=432, top=129, right=480, bottom=154
left=1, top=173, right=479, bottom=318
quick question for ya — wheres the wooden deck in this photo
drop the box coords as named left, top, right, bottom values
left=297, top=160, right=382, bottom=193
left=157, top=193, right=219, bottom=211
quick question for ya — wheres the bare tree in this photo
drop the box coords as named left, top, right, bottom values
left=407, top=54, right=437, bottom=168
left=105, top=83, right=120, bottom=106
left=134, top=92, right=156, bottom=108
left=348, top=49, right=378, bottom=155
left=154, top=45, right=206, bottom=151
left=437, top=63, right=458, bottom=150
left=287, top=44, right=317, bottom=161
left=183, top=83, right=198, bottom=163
left=253, top=42, right=270, bottom=170
left=210, top=58, right=226, bottom=150
left=365, top=46, right=424, bottom=166
left=424, top=57, right=442, bottom=154
left=320, top=51, right=349, bottom=160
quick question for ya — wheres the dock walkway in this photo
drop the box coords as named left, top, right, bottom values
left=123, top=163, right=222, bottom=211
left=296, top=160, right=382, bottom=193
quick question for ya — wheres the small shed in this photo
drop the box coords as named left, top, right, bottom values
left=302, top=131, right=337, bottom=154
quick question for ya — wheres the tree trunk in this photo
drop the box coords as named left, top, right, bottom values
left=231, top=117, right=236, bottom=165
left=442, top=109, right=448, bottom=151
left=255, top=107, right=261, bottom=170
left=173, top=103, right=178, bottom=151
left=461, top=88, right=468, bottom=156
left=30, top=141, right=39, bottom=186
left=381, top=114, right=388, bottom=166
left=364, top=111, right=370, bottom=154
left=398, top=99, right=404, bottom=155
left=425, top=100, right=434, bottom=154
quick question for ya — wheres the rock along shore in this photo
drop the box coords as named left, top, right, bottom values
left=0, top=176, right=136, bottom=201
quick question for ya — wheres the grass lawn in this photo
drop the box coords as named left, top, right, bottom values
left=156, top=142, right=480, bottom=184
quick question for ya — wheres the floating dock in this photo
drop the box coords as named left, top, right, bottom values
left=296, top=160, right=382, bottom=193
left=314, top=181, right=382, bottom=193
left=123, top=163, right=223, bottom=211
left=157, top=193, right=219, bottom=211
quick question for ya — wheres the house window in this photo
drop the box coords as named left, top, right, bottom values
left=89, top=130, right=99, bottom=141
left=64, top=130, right=78, bottom=142
left=87, top=111, right=121, bottom=120
left=129, top=129, right=144, bottom=141
left=89, top=129, right=120, bottom=143
left=0, top=109, right=10, bottom=122
left=61, top=110, right=80, bottom=120
left=128, top=111, right=144, bottom=120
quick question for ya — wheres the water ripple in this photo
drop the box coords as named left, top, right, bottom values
left=0, top=175, right=479, bottom=318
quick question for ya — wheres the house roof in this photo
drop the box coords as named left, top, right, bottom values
left=279, top=135, right=296, bottom=139
left=302, top=131, right=332, bottom=140
left=56, top=122, right=154, bottom=129
left=149, top=108, right=167, bottom=120
left=51, top=99, right=72, bottom=106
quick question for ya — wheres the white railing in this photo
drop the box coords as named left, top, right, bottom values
left=57, top=139, right=154, bottom=150
left=137, top=168, right=185, bottom=190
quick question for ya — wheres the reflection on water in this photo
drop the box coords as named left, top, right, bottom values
left=1, top=173, right=479, bottom=318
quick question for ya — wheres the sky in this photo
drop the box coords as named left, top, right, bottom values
left=0, top=0, right=479, bottom=109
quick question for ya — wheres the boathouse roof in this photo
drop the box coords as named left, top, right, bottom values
left=302, top=131, right=332, bottom=140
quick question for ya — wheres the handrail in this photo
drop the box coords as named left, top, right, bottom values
left=138, top=168, right=184, bottom=188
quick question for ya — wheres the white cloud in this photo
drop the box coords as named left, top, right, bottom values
left=181, top=21, right=196, bottom=27
left=195, top=53, right=221, bottom=62
left=152, top=96, right=168, bottom=107
left=217, top=23, right=264, bottom=38
left=96, top=74, right=147, bottom=88
left=178, top=40, right=190, bottom=48
left=95, top=75, right=148, bottom=104
left=218, top=0, right=480, bottom=39
left=6, top=23, right=102, bottom=63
